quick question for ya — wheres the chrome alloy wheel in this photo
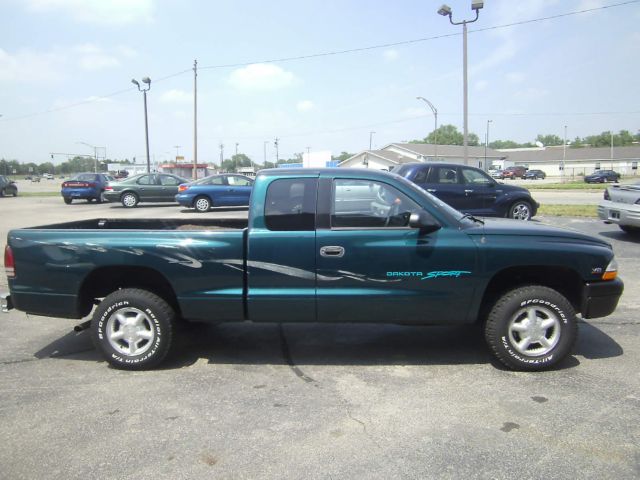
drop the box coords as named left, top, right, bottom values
left=194, top=197, right=210, bottom=212
left=106, top=307, right=155, bottom=356
left=511, top=203, right=531, bottom=220
left=122, top=193, right=137, bottom=207
left=507, top=305, right=561, bottom=356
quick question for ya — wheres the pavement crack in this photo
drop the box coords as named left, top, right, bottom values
left=278, top=323, right=315, bottom=384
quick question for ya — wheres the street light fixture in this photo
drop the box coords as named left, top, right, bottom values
left=132, top=76, right=152, bottom=173
left=416, top=97, right=438, bottom=160
left=437, top=2, right=483, bottom=166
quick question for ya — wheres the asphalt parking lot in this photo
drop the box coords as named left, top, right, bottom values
left=0, top=193, right=639, bottom=479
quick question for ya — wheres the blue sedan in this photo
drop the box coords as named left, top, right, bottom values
left=175, top=174, right=254, bottom=212
left=61, top=173, right=113, bottom=204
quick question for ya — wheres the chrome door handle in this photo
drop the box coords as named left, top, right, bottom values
left=320, top=246, right=345, bottom=258
left=464, top=189, right=474, bottom=194
left=427, top=189, right=436, bottom=193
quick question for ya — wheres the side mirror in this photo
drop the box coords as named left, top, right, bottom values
left=409, top=211, right=441, bottom=234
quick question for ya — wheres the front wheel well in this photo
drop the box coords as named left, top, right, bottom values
left=78, top=266, right=181, bottom=318
left=478, top=266, right=583, bottom=321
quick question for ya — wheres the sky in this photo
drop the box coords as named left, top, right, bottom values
left=1, top=0, right=639, bottom=166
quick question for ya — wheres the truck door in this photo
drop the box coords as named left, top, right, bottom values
left=246, top=176, right=318, bottom=322
left=315, top=176, right=478, bottom=325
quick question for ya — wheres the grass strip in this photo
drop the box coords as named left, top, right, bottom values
left=538, top=204, right=597, bottom=218
left=15, top=192, right=59, bottom=197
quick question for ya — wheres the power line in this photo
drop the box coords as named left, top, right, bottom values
left=1, top=0, right=637, bottom=122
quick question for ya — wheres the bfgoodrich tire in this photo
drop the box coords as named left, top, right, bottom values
left=484, top=285, right=577, bottom=371
left=91, top=288, right=176, bottom=370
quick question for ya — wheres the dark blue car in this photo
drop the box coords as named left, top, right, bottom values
left=393, top=162, right=539, bottom=220
left=175, top=174, right=254, bottom=212
left=61, top=173, right=113, bottom=204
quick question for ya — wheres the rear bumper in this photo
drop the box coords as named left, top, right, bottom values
left=175, top=194, right=194, bottom=206
left=61, top=187, right=99, bottom=199
left=581, top=278, right=624, bottom=319
left=598, top=201, right=640, bottom=228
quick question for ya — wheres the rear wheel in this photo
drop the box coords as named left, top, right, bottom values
left=91, top=288, right=176, bottom=370
left=484, top=285, right=577, bottom=371
left=509, top=201, right=532, bottom=221
left=194, top=196, right=212, bottom=212
left=121, top=192, right=139, bottom=208
left=63, top=197, right=72, bottom=204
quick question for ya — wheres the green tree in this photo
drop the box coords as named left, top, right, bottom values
left=332, top=151, right=354, bottom=162
left=413, top=124, right=479, bottom=146
left=535, top=134, right=563, bottom=146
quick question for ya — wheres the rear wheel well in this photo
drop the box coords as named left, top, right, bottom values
left=78, top=266, right=181, bottom=318
left=478, top=266, right=582, bottom=322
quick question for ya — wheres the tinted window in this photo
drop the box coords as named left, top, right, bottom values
left=159, top=175, right=180, bottom=186
left=265, top=178, right=316, bottom=231
left=75, top=173, right=97, bottom=182
left=137, top=175, right=155, bottom=185
left=413, top=167, right=429, bottom=183
left=227, top=176, right=253, bottom=186
left=461, top=167, right=492, bottom=185
left=195, top=176, right=224, bottom=185
left=431, top=167, right=459, bottom=184
left=332, top=179, right=420, bottom=228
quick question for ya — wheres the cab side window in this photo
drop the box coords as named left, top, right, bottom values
left=228, top=176, right=253, bottom=186
left=265, top=178, right=316, bottom=231
left=332, top=179, right=420, bottom=228
left=461, top=167, right=492, bottom=185
left=431, top=167, right=459, bottom=184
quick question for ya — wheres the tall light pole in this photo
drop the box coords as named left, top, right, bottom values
left=416, top=97, right=438, bottom=160
left=263, top=141, right=268, bottom=167
left=274, top=138, right=279, bottom=164
left=484, top=119, right=492, bottom=170
left=562, top=125, right=567, bottom=182
left=131, top=77, right=152, bottom=173
left=369, top=131, right=375, bottom=150
left=437, top=2, right=483, bottom=166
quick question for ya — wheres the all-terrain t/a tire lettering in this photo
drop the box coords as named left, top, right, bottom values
left=484, top=285, right=577, bottom=371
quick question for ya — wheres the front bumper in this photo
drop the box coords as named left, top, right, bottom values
left=598, top=201, right=640, bottom=228
left=1, top=291, right=13, bottom=312
left=581, top=278, right=624, bottom=319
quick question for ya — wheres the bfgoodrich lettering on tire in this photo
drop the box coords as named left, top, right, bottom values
left=484, top=285, right=577, bottom=371
left=91, top=288, right=176, bottom=370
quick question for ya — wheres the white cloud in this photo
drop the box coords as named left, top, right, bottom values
left=383, top=49, right=399, bottom=61
left=228, top=63, right=297, bottom=91
left=0, top=47, right=65, bottom=83
left=160, top=89, right=193, bottom=103
left=72, top=44, right=122, bottom=71
left=475, top=80, right=489, bottom=92
left=296, top=100, right=314, bottom=112
left=506, top=72, right=525, bottom=84
left=26, top=0, right=154, bottom=25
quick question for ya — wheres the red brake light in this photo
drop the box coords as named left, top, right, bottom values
left=178, top=185, right=189, bottom=192
left=4, top=245, right=15, bottom=279
left=105, top=186, right=113, bottom=191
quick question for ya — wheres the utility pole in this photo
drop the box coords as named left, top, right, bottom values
left=369, top=131, right=375, bottom=150
left=192, top=59, right=198, bottom=180
left=263, top=141, right=268, bottom=167
left=219, top=143, right=224, bottom=170
left=562, top=125, right=567, bottom=183
left=484, top=119, right=492, bottom=171
left=274, top=138, right=279, bottom=164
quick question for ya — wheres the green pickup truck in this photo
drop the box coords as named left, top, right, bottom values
left=2, top=169, right=623, bottom=371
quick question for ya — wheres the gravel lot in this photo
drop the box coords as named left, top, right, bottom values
left=0, top=193, right=638, bottom=479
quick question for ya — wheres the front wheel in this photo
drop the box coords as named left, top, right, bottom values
left=91, top=288, right=176, bottom=370
left=121, top=192, right=139, bottom=208
left=484, top=285, right=577, bottom=371
left=508, top=201, right=532, bottom=220
left=63, top=197, right=72, bottom=204
left=194, top=195, right=212, bottom=212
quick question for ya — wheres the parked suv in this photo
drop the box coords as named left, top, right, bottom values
left=585, top=170, right=620, bottom=183
left=0, top=175, right=18, bottom=197
left=523, top=169, right=546, bottom=180
left=501, top=166, right=528, bottom=179
left=393, top=162, right=539, bottom=220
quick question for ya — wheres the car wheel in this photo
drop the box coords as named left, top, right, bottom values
left=63, top=197, right=72, bottom=205
left=91, top=288, right=176, bottom=370
left=484, top=285, right=577, bottom=371
left=11, top=188, right=17, bottom=197
left=95, top=192, right=103, bottom=204
left=194, top=196, right=211, bottom=213
left=509, top=201, right=532, bottom=221
left=121, top=192, right=139, bottom=208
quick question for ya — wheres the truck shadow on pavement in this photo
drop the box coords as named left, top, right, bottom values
left=33, top=321, right=623, bottom=371
left=598, top=231, right=640, bottom=244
